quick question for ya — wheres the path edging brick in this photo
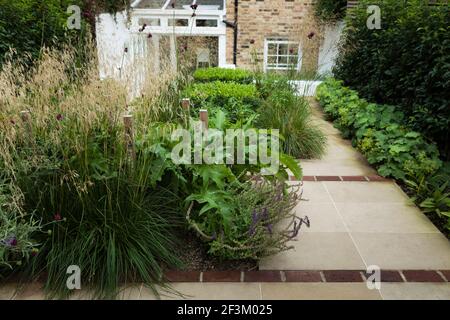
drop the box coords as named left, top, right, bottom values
left=164, top=270, right=450, bottom=283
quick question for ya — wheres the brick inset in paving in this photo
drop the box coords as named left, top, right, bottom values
left=402, top=270, right=445, bottom=283
left=341, top=176, right=367, bottom=182
left=202, top=271, right=241, bottom=282
left=316, top=176, right=342, bottom=181
left=284, top=271, right=323, bottom=282
left=366, top=175, right=390, bottom=182
left=323, top=270, right=364, bottom=282
left=164, top=271, right=200, bottom=282
left=439, top=270, right=450, bottom=282
left=363, top=270, right=403, bottom=282
left=302, top=176, right=316, bottom=181
left=244, top=271, right=281, bottom=282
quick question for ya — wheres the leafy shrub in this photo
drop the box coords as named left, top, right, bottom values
left=187, top=178, right=308, bottom=260
left=315, top=0, right=347, bottom=21
left=193, top=67, right=253, bottom=84
left=334, top=0, right=450, bottom=159
left=317, top=78, right=441, bottom=180
left=256, top=76, right=326, bottom=159
left=405, top=163, right=450, bottom=235
left=0, top=0, right=90, bottom=66
left=130, top=112, right=305, bottom=261
left=183, top=81, right=261, bottom=123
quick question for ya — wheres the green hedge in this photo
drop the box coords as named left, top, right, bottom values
left=183, top=81, right=260, bottom=123
left=315, top=0, right=347, bottom=21
left=317, top=78, right=441, bottom=181
left=0, top=0, right=87, bottom=65
left=193, top=68, right=254, bottom=84
left=334, top=0, right=450, bottom=159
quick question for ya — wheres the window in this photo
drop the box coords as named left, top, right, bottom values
left=138, top=18, right=161, bottom=26
left=195, top=19, right=218, bottom=27
left=168, top=18, right=189, bottom=27
left=264, top=38, right=301, bottom=71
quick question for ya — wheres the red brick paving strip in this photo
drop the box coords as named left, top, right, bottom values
left=315, top=176, right=342, bottom=181
left=380, top=270, right=404, bottom=282
left=439, top=270, right=450, bottom=282
left=244, top=271, right=281, bottom=282
left=302, top=176, right=316, bottom=181
left=341, top=176, right=368, bottom=181
left=284, top=271, right=323, bottom=282
left=362, top=270, right=403, bottom=282
left=202, top=271, right=241, bottom=282
left=164, top=271, right=200, bottom=282
left=366, top=175, right=391, bottom=182
left=163, top=270, right=450, bottom=283
left=402, top=270, right=445, bottom=282
left=323, top=271, right=364, bottom=282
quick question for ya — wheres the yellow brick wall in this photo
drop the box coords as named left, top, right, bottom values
left=225, top=0, right=319, bottom=71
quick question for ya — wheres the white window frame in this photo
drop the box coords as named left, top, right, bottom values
left=130, top=0, right=230, bottom=68
left=264, top=38, right=302, bottom=72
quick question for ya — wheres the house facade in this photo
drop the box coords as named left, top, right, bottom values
left=96, top=0, right=344, bottom=93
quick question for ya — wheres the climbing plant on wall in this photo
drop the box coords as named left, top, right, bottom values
left=315, top=0, right=347, bottom=21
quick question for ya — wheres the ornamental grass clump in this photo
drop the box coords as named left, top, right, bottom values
left=0, top=46, right=187, bottom=299
left=256, top=76, right=326, bottom=159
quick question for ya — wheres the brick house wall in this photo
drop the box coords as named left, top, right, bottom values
left=225, top=0, right=319, bottom=71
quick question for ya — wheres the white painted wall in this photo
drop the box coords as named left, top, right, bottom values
left=96, top=11, right=131, bottom=80
left=318, top=21, right=345, bottom=76
left=96, top=11, right=154, bottom=98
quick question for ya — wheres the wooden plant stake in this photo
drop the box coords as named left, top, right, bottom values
left=181, top=98, right=191, bottom=127
left=199, top=109, right=208, bottom=131
left=181, top=98, right=190, bottom=112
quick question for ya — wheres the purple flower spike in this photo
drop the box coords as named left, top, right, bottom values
left=56, top=114, right=63, bottom=121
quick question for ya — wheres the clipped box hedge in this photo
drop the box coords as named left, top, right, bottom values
left=317, top=79, right=441, bottom=181
left=193, top=67, right=254, bottom=84
left=183, top=81, right=259, bottom=106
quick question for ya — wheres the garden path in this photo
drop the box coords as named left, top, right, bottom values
left=258, top=98, right=450, bottom=299
left=1, top=100, right=449, bottom=300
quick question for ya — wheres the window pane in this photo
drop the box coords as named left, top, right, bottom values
left=268, top=43, right=277, bottom=55
left=267, top=56, right=277, bottom=64
left=196, top=19, right=218, bottom=27
left=288, top=44, right=299, bottom=55
left=138, top=18, right=160, bottom=26
left=168, top=19, right=189, bottom=26
left=278, top=56, right=288, bottom=65
left=288, top=55, right=298, bottom=64
left=278, top=44, right=288, bottom=55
